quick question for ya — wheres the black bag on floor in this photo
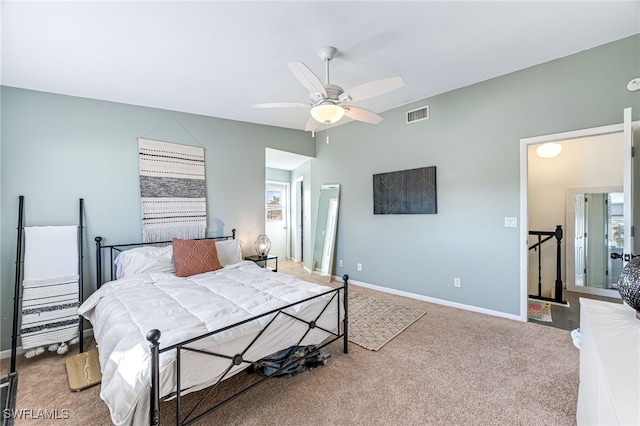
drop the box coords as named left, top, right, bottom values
left=250, top=345, right=330, bottom=377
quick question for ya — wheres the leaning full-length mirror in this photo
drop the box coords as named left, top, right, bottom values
left=311, top=184, right=340, bottom=283
left=566, top=190, right=624, bottom=296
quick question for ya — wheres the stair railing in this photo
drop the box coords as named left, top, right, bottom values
left=529, top=225, right=566, bottom=304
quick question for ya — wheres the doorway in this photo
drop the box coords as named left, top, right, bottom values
left=265, top=148, right=312, bottom=264
left=520, top=110, right=636, bottom=322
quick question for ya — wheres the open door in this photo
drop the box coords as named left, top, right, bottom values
left=265, top=182, right=289, bottom=259
left=622, top=107, right=637, bottom=267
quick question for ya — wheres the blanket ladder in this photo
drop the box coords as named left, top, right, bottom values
left=4, top=196, right=87, bottom=421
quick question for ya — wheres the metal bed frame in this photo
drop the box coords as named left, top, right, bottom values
left=94, top=233, right=349, bottom=426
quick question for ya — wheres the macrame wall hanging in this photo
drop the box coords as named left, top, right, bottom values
left=138, top=137, right=206, bottom=243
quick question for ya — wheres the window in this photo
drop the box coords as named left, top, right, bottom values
left=266, top=188, right=284, bottom=221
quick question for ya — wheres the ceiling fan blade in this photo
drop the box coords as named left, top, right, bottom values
left=288, top=61, right=327, bottom=97
left=343, top=106, right=383, bottom=124
left=305, top=116, right=322, bottom=132
left=340, top=76, right=405, bottom=103
left=251, top=102, right=309, bottom=108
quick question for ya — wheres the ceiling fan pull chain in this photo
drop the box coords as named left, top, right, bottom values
left=326, top=123, right=330, bottom=144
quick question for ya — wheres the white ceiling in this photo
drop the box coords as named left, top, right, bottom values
left=2, top=1, right=639, bottom=135
left=266, top=147, right=312, bottom=170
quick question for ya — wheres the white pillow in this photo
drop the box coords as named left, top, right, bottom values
left=215, top=239, right=243, bottom=266
left=114, top=245, right=175, bottom=279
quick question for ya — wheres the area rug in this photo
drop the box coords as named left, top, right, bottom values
left=348, top=292, right=426, bottom=351
left=528, top=300, right=552, bottom=322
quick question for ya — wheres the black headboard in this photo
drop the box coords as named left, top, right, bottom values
left=94, top=229, right=236, bottom=288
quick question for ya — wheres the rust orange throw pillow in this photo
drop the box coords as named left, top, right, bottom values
left=172, top=238, right=223, bottom=277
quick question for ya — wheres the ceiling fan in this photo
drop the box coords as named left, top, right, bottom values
left=252, top=46, right=405, bottom=132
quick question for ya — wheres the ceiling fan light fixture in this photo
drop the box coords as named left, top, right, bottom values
left=253, top=46, right=404, bottom=129
left=310, top=103, right=345, bottom=124
left=536, top=142, right=562, bottom=158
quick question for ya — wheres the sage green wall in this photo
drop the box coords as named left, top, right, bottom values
left=309, top=35, right=640, bottom=316
left=0, top=88, right=313, bottom=351
left=2, top=35, right=638, bottom=351
left=265, top=167, right=291, bottom=183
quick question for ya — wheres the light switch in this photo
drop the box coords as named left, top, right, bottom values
left=504, top=217, right=518, bottom=228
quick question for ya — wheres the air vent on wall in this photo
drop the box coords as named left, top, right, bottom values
left=406, top=105, right=429, bottom=124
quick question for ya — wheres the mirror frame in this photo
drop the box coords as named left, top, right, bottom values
left=311, top=184, right=340, bottom=283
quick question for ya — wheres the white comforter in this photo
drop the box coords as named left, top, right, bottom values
left=79, top=261, right=340, bottom=425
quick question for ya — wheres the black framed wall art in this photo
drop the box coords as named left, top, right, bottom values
left=373, top=166, right=437, bottom=215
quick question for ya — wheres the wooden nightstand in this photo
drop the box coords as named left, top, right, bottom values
left=244, top=255, right=278, bottom=272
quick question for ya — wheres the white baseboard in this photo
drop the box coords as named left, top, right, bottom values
left=341, top=276, right=523, bottom=322
left=1, top=328, right=94, bottom=360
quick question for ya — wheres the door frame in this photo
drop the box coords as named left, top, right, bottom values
left=520, top=122, right=625, bottom=321
left=292, top=176, right=304, bottom=262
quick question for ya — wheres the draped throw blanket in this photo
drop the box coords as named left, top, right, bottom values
left=21, top=226, right=79, bottom=357
left=138, top=138, right=206, bottom=243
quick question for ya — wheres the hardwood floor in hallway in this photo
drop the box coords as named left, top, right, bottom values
left=528, top=291, right=622, bottom=331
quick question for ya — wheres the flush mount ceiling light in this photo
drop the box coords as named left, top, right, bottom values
left=627, top=78, right=640, bottom=92
left=536, top=142, right=563, bottom=158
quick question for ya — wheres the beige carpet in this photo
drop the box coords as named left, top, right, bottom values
left=349, top=292, right=425, bottom=351
left=1, top=261, right=579, bottom=425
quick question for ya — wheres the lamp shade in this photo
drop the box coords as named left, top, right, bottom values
left=536, top=142, right=562, bottom=158
left=254, top=234, right=271, bottom=257
left=310, top=103, right=345, bottom=124
left=617, top=257, right=640, bottom=319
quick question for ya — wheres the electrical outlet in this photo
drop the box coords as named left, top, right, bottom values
left=454, top=278, right=461, bottom=287
left=357, top=263, right=362, bottom=271
left=339, top=260, right=343, bottom=267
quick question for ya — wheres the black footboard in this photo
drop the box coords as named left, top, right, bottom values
left=147, top=274, right=349, bottom=426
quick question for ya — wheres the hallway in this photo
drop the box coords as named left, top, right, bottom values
left=529, top=291, right=622, bottom=331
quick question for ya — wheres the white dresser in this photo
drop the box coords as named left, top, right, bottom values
left=577, top=298, right=640, bottom=425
